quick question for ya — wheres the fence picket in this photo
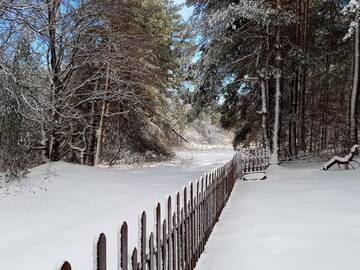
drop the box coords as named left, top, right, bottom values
left=95, top=233, right=106, bottom=270
left=172, top=213, right=177, bottom=270
left=204, top=175, right=209, bottom=242
left=60, top=261, right=72, bottom=270
left=167, top=196, right=172, bottom=270
left=199, top=176, right=204, bottom=254
left=183, top=186, right=188, bottom=269
left=140, top=212, right=147, bottom=270
left=162, top=219, right=167, bottom=270
left=155, top=203, right=161, bottom=270
left=120, top=222, right=128, bottom=270
left=189, top=182, right=194, bottom=269
left=195, top=180, right=200, bottom=262
left=149, top=233, right=155, bottom=270
left=187, top=201, right=191, bottom=270
left=180, top=207, right=185, bottom=269
left=176, top=192, right=181, bottom=270
left=132, top=248, right=138, bottom=270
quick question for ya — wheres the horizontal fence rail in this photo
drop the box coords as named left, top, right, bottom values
left=58, top=150, right=267, bottom=270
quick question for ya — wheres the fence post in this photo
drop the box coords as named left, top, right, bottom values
left=204, top=175, right=209, bottom=242
left=189, top=182, right=194, bottom=269
left=200, top=176, right=204, bottom=253
left=207, top=172, right=212, bottom=238
left=131, top=248, right=138, bottom=270
left=215, top=169, right=218, bottom=221
left=176, top=192, right=181, bottom=270
left=212, top=171, right=216, bottom=226
left=119, top=222, right=128, bottom=270
left=149, top=232, right=155, bottom=270
left=155, top=203, right=161, bottom=270
left=95, top=233, right=107, bottom=270
left=213, top=170, right=217, bottom=223
left=222, top=167, right=226, bottom=208
left=187, top=200, right=191, bottom=269
left=180, top=207, right=185, bottom=269
left=167, top=196, right=172, bottom=270
left=162, top=219, right=167, bottom=270
left=183, top=186, right=188, bottom=269
left=140, top=211, right=147, bottom=270
left=195, top=180, right=200, bottom=262
left=172, top=213, right=177, bottom=270
left=60, top=261, right=72, bottom=270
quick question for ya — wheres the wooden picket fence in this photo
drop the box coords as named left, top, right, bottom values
left=242, top=147, right=269, bottom=174
left=58, top=150, right=265, bottom=270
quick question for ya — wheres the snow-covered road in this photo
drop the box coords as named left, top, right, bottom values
left=0, top=149, right=234, bottom=270
left=196, top=162, right=360, bottom=270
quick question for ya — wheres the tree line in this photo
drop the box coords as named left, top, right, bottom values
left=185, top=0, right=360, bottom=163
left=0, top=0, right=186, bottom=179
left=2, top=0, right=360, bottom=178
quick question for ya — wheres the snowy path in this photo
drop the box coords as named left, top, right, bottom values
left=0, top=149, right=234, bottom=270
left=196, top=162, right=360, bottom=270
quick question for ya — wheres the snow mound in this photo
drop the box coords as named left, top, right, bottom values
left=0, top=162, right=56, bottom=197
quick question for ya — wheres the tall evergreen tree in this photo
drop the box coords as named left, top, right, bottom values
left=186, top=0, right=358, bottom=160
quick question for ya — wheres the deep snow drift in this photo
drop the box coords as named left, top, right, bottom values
left=0, top=149, right=234, bottom=270
left=195, top=162, right=360, bottom=270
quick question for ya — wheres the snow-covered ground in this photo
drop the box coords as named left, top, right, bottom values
left=196, top=162, right=360, bottom=270
left=0, top=149, right=234, bottom=270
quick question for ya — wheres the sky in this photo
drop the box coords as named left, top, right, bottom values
left=174, top=0, right=194, bottom=21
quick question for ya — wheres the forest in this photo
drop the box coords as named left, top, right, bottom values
left=1, top=0, right=360, bottom=179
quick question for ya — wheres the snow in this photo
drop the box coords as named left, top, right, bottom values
left=195, top=162, right=360, bottom=270
left=343, top=0, right=360, bottom=40
left=0, top=149, right=235, bottom=270
left=242, top=172, right=266, bottom=181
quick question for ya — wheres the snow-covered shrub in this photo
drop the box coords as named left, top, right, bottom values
left=184, top=112, right=232, bottom=146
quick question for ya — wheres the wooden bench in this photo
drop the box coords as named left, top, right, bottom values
left=323, top=145, right=360, bottom=170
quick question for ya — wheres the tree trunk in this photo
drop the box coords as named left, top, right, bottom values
left=297, top=65, right=306, bottom=152
left=94, top=64, right=110, bottom=167
left=47, top=0, right=62, bottom=162
left=261, top=79, right=270, bottom=148
left=289, top=72, right=297, bottom=158
left=41, top=124, right=49, bottom=163
left=320, top=0, right=334, bottom=150
left=350, top=23, right=360, bottom=145
left=270, top=1, right=282, bottom=165
left=86, top=80, right=99, bottom=166
left=297, top=0, right=308, bottom=154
